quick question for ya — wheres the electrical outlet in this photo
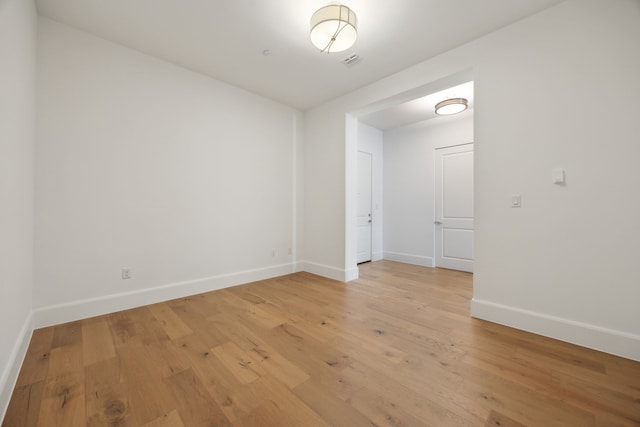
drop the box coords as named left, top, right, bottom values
left=122, top=268, right=131, bottom=279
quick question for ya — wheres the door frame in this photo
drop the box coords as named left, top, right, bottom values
left=357, top=150, right=373, bottom=263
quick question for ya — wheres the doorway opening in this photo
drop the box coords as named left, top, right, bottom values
left=349, top=70, right=474, bottom=278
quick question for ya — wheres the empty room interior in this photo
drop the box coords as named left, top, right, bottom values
left=2, top=0, right=639, bottom=426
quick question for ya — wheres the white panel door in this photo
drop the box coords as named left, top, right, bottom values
left=435, top=143, right=474, bottom=272
left=357, top=151, right=372, bottom=263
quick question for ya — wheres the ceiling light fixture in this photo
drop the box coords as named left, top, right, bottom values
left=310, top=4, right=357, bottom=54
left=435, top=98, right=468, bottom=115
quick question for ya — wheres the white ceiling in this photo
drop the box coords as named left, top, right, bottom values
left=359, top=81, right=474, bottom=130
left=36, top=0, right=565, bottom=111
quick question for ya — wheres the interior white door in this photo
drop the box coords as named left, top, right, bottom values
left=435, top=143, right=474, bottom=272
left=357, top=151, right=372, bottom=263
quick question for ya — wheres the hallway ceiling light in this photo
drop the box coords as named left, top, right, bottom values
left=310, top=4, right=357, bottom=53
left=435, top=98, right=468, bottom=115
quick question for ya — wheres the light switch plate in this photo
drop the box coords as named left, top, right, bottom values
left=511, top=194, right=522, bottom=208
left=552, top=168, right=565, bottom=184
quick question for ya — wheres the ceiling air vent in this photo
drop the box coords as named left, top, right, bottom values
left=341, top=53, right=361, bottom=67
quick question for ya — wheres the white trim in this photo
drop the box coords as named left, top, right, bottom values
left=372, top=251, right=384, bottom=262
left=383, top=251, right=434, bottom=267
left=33, top=263, right=295, bottom=329
left=344, top=266, right=359, bottom=282
left=0, top=312, right=33, bottom=421
left=297, top=261, right=353, bottom=282
left=291, top=112, right=300, bottom=266
left=471, top=298, right=640, bottom=362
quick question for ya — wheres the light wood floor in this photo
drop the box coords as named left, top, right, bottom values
left=4, top=260, right=640, bottom=426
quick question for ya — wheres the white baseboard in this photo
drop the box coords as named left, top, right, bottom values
left=471, top=298, right=640, bottom=362
left=33, top=263, right=295, bottom=329
left=383, top=251, right=434, bottom=267
left=344, top=266, right=359, bottom=282
left=371, top=252, right=384, bottom=262
left=296, top=261, right=354, bottom=282
left=0, top=311, right=33, bottom=421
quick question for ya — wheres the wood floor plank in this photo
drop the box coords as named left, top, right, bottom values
left=50, top=321, right=82, bottom=349
left=14, top=328, right=53, bottom=388
left=140, top=410, right=185, bottom=427
left=265, top=322, right=354, bottom=374
left=147, top=302, right=193, bottom=340
left=171, top=333, right=259, bottom=422
left=455, top=357, right=597, bottom=426
left=238, top=377, right=329, bottom=427
left=112, top=306, right=168, bottom=347
left=2, top=382, right=43, bottom=427
left=85, top=357, right=131, bottom=426
left=36, top=344, right=85, bottom=427
left=4, top=260, right=640, bottom=426
left=211, top=342, right=265, bottom=385
left=292, top=378, right=374, bottom=427
left=164, top=298, right=228, bottom=349
left=219, top=291, right=289, bottom=329
left=82, top=320, right=116, bottom=367
left=36, top=374, right=85, bottom=427
left=208, top=316, right=310, bottom=389
left=164, top=368, right=231, bottom=427
left=342, top=359, right=479, bottom=426
left=484, top=409, right=526, bottom=427
left=107, top=310, right=141, bottom=346
left=117, top=339, right=179, bottom=425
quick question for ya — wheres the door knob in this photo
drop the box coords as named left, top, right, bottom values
left=434, top=221, right=443, bottom=225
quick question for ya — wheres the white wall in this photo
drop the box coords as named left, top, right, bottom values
left=0, top=0, right=37, bottom=416
left=357, top=123, right=383, bottom=262
left=301, top=108, right=349, bottom=279
left=35, top=18, right=301, bottom=325
left=470, top=0, right=640, bottom=360
left=383, top=112, right=473, bottom=266
left=304, top=0, right=640, bottom=360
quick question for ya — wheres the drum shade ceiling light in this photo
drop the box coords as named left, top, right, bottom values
left=435, top=98, right=469, bottom=115
left=310, top=4, right=357, bottom=53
